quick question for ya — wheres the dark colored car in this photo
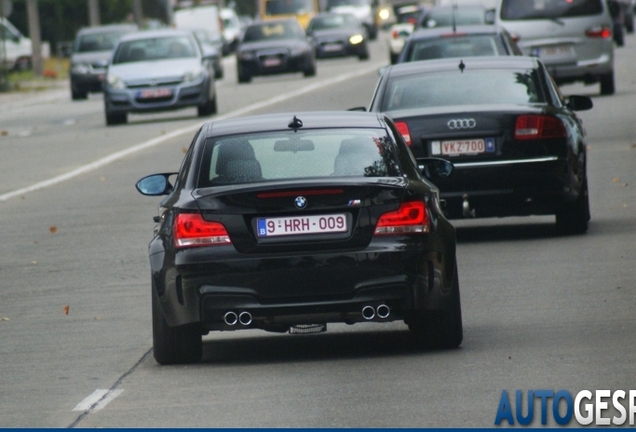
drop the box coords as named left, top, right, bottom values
left=236, top=19, right=316, bottom=83
left=69, top=24, right=137, bottom=100
left=397, top=25, right=521, bottom=63
left=306, top=12, right=370, bottom=60
left=370, top=56, right=593, bottom=234
left=103, top=29, right=218, bottom=126
left=135, top=111, right=462, bottom=364
left=417, top=5, right=491, bottom=28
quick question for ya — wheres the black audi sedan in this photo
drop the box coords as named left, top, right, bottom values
left=370, top=56, right=593, bottom=234
left=236, top=19, right=316, bottom=83
left=136, top=111, right=461, bottom=364
left=306, top=13, right=370, bottom=60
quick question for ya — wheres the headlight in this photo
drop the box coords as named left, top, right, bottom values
left=71, top=63, right=90, bottom=74
left=238, top=51, right=255, bottom=60
left=379, top=8, right=390, bottom=20
left=183, top=69, right=205, bottom=83
left=349, top=34, right=364, bottom=45
left=106, top=74, right=125, bottom=90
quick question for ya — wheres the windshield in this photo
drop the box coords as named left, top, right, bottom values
left=243, top=21, right=305, bottom=41
left=500, top=0, right=603, bottom=20
left=405, top=35, right=507, bottom=61
left=382, top=69, right=543, bottom=111
left=113, top=36, right=197, bottom=64
left=327, top=0, right=369, bottom=7
left=74, top=31, right=131, bottom=53
left=265, top=0, right=315, bottom=15
left=197, top=129, right=402, bottom=187
left=309, top=14, right=360, bottom=31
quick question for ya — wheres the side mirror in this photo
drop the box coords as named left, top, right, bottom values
left=347, top=106, right=367, bottom=111
left=567, top=95, right=593, bottom=111
left=418, top=158, right=454, bottom=180
left=136, top=173, right=176, bottom=196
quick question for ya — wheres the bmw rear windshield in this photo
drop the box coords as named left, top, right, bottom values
left=197, top=129, right=403, bottom=187
left=500, top=0, right=603, bottom=20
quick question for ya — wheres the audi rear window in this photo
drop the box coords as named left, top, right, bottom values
left=406, top=35, right=507, bottom=61
left=197, top=129, right=403, bottom=187
left=500, top=0, right=603, bottom=20
left=381, top=69, right=544, bottom=111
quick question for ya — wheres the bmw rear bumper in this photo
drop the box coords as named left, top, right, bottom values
left=151, top=239, right=456, bottom=331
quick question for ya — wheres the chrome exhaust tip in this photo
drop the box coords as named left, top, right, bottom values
left=223, top=311, right=238, bottom=326
left=376, top=304, right=390, bottom=319
left=362, top=305, right=376, bottom=320
left=238, top=311, right=252, bottom=326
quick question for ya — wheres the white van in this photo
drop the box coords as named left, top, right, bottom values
left=494, top=0, right=615, bottom=95
left=0, top=17, right=32, bottom=70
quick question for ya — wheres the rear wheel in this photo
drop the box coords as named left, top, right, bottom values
left=600, top=72, right=615, bottom=95
left=152, top=281, right=202, bottom=365
left=408, top=265, right=463, bottom=349
left=556, top=177, right=590, bottom=235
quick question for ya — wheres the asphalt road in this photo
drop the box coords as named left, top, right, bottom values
left=0, top=32, right=635, bottom=428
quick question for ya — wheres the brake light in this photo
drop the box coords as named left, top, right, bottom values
left=174, top=213, right=231, bottom=248
left=514, top=115, right=566, bottom=140
left=586, top=26, right=612, bottom=38
left=374, top=201, right=429, bottom=235
left=510, top=33, right=521, bottom=42
left=394, top=121, right=412, bottom=146
left=392, top=29, right=399, bottom=39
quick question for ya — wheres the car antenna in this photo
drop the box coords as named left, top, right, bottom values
left=452, top=0, right=457, bottom=33
left=458, top=60, right=465, bottom=73
left=288, top=115, right=303, bottom=131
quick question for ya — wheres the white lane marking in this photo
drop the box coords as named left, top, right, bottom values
left=72, top=388, right=124, bottom=412
left=0, top=62, right=382, bottom=203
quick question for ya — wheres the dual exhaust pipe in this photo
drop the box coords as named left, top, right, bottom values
left=223, top=311, right=252, bottom=326
left=361, top=304, right=390, bottom=320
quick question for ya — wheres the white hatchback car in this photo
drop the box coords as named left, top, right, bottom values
left=494, top=0, right=615, bottom=95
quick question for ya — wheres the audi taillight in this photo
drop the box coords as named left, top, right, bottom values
left=374, top=201, right=429, bottom=235
left=514, top=115, right=566, bottom=140
left=586, top=26, right=612, bottom=39
left=174, top=213, right=231, bottom=248
left=394, top=121, right=412, bottom=146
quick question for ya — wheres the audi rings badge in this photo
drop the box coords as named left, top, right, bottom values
left=447, top=119, right=476, bottom=130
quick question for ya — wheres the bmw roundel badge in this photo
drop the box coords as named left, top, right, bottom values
left=294, top=196, right=307, bottom=209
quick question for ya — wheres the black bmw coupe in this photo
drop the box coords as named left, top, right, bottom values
left=136, top=111, right=461, bottom=364
left=370, top=56, right=593, bottom=235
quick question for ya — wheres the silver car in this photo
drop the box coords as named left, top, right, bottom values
left=103, top=29, right=217, bottom=126
left=494, top=0, right=615, bottom=95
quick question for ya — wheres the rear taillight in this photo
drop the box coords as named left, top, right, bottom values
left=586, top=26, right=612, bottom=38
left=374, top=201, right=429, bottom=235
left=392, top=29, right=399, bottom=39
left=174, top=213, right=231, bottom=248
left=394, top=121, right=412, bottom=146
left=510, top=33, right=521, bottom=42
left=514, top=115, right=566, bottom=140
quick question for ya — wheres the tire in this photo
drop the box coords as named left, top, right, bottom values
left=152, top=281, right=202, bottom=365
left=390, top=52, right=399, bottom=65
left=408, top=265, right=463, bottom=349
left=197, top=95, right=217, bottom=117
left=358, top=48, right=370, bottom=61
left=105, top=110, right=127, bottom=126
left=600, top=72, right=615, bottom=95
left=71, top=89, right=88, bottom=101
left=626, top=13, right=634, bottom=33
left=237, top=66, right=251, bottom=83
left=303, top=62, right=316, bottom=78
left=556, top=177, right=590, bottom=235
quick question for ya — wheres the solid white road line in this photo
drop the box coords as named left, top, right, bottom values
left=72, top=388, right=124, bottom=412
left=0, top=62, right=383, bottom=203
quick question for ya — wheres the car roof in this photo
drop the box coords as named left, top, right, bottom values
left=201, top=111, right=387, bottom=137
left=409, top=24, right=505, bottom=38
left=77, top=24, right=138, bottom=36
left=385, top=55, right=539, bottom=77
left=117, top=29, right=195, bottom=42
left=250, top=18, right=301, bottom=26
left=426, top=5, right=487, bottom=12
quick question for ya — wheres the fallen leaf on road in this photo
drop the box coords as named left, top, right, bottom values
left=63, top=305, right=70, bottom=315
left=612, top=178, right=620, bottom=183
left=1, top=130, right=7, bottom=136
left=1, top=317, right=10, bottom=321
left=49, top=226, right=57, bottom=234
